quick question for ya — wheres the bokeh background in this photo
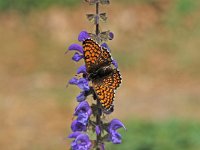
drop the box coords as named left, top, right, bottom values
left=0, top=0, right=200, bottom=149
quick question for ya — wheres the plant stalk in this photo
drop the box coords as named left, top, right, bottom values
left=95, top=2, right=101, bottom=150
left=96, top=2, right=100, bottom=35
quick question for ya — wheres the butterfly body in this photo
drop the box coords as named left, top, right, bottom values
left=82, top=38, right=122, bottom=113
left=88, top=66, right=113, bottom=80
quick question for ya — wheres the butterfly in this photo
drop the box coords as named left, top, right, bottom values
left=82, top=38, right=122, bottom=113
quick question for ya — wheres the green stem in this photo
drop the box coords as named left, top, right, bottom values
left=96, top=2, right=100, bottom=35
left=95, top=2, right=101, bottom=150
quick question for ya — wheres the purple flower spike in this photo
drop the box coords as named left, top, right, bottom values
left=68, top=43, right=83, bottom=54
left=74, top=101, right=92, bottom=117
left=71, top=120, right=87, bottom=132
left=78, top=31, right=90, bottom=42
left=101, top=43, right=110, bottom=52
left=95, top=125, right=101, bottom=135
left=71, top=133, right=92, bottom=150
left=108, top=119, right=126, bottom=144
left=72, top=52, right=84, bottom=62
left=76, top=91, right=86, bottom=102
left=77, top=65, right=87, bottom=74
left=112, top=59, right=118, bottom=68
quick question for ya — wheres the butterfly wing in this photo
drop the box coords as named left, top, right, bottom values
left=93, top=83, right=115, bottom=111
left=101, top=69, right=122, bottom=90
left=92, top=69, right=122, bottom=112
left=82, top=39, right=112, bottom=74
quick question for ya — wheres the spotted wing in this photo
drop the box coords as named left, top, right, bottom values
left=92, top=69, right=122, bottom=112
left=93, top=82, right=115, bottom=112
left=82, top=39, right=112, bottom=74
left=101, top=69, right=122, bottom=90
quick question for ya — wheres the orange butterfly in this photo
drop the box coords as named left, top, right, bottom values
left=82, top=39, right=121, bottom=113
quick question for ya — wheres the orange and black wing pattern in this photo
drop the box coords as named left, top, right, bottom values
left=93, top=69, right=122, bottom=112
left=101, top=69, right=121, bottom=90
left=93, top=83, right=115, bottom=111
left=82, top=39, right=112, bottom=74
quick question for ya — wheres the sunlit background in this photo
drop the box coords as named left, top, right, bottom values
left=0, top=0, right=200, bottom=149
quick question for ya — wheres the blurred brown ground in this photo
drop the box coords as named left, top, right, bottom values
left=0, top=1, right=200, bottom=149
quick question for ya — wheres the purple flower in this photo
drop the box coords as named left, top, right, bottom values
left=71, top=120, right=87, bottom=132
left=78, top=31, right=90, bottom=42
left=69, top=77, right=78, bottom=85
left=69, top=77, right=90, bottom=103
left=77, top=78, right=90, bottom=91
left=69, top=132, right=92, bottom=150
left=74, top=101, right=92, bottom=117
left=101, top=43, right=110, bottom=52
left=109, top=131, right=122, bottom=144
left=76, top=91, right=86, bottom=102
left=68, top=131, right=81, bottom=138
left=108, top=119, right=126, bottom=144
left=72, top=52, right=84, bottom=62
left=77, top=65, right=87, bottom=74
left=74, top=101, right=92, bottom=125
left=68, top=43, right=83, bottom=54
left=69, top=77, right=90, bottom=91
left=95, top=125, right=101, bottom=135
left=77, top=113, right=89, bottom=125
left=109, top=32, right=114, bottom=40
left=112, top=59, right=118, bottom=68
left=109, top=119, right=126, bottom=131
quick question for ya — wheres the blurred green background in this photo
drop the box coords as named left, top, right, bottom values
left=0, top=0, right=200, bottom=149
